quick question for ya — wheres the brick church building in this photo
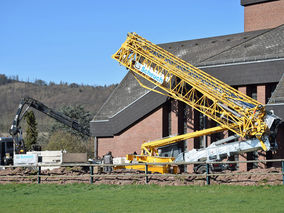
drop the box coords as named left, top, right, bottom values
left=91, top=0, right=284, bottom=171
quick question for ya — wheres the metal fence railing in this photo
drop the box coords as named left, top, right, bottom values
left=0, top=159, right=283, bottom=185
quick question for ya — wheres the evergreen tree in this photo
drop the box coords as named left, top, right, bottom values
left=46, top=105, right=92, bottom=155
left=24, top=111, right=38, bottom=151
left=50, top=105, right=91, bottom=141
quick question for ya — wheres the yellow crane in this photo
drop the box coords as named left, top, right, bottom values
left=112, top=33, right=280, bottom=174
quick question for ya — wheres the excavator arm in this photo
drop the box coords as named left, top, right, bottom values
left=9, top=96, right=90, bottom=154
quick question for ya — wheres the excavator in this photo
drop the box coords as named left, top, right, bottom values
left=112, top=32, right=281, bottom=174
left=6, top=96, right=90, bottom=164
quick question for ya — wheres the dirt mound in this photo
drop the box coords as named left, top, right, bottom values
left=0, top=166, right=282, bottom=185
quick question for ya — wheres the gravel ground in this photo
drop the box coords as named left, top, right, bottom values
left=0, top=166, right=282, bottom=185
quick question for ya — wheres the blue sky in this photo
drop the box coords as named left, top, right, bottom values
left=0, top=0, right=244, bottom=86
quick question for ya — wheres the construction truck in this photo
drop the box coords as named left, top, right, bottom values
left=3, top=96, right=90, bottom=165
left=0, top=137, right=13, bottom=165
left=112, top=32, right=281, bottom=174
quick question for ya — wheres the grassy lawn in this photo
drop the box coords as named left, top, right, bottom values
left=0, top=184, right=283, bottom=213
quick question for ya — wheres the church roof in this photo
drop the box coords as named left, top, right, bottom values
left=91, top=25, right=284, bottom=137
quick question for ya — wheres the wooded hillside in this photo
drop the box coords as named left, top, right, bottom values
left=0, top=74, right=117, bottom=135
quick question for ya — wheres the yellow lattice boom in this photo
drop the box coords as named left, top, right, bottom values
left=112, top=33, right=269, bottom=150
left=141, top=126, right=226, bottom=156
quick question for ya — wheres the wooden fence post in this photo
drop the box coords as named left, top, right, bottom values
left=145, top=163, right=149, bottom=184
left=90, top=165, right=94, bottom=184
left=281, top=161, right=284, bottom=185
left=37, top=166, right=41, bottom=184
left=206, top=163, right=210, bottom=185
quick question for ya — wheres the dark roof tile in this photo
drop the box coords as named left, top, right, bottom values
left=158, top=29, right=267, bottom=65
left=268, top=73, right=284, bottom=104
left=93, top=72, right=155, bottom=120
left=199, top=24, right=284, bottom=66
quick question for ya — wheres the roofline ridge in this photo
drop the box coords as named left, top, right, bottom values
left=158, top=29, right=266, bottom=46
left=198, top=57, right=284, bottom=68
left=198, top=25, right=284, bottom=64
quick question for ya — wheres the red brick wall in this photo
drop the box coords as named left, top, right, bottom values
left=171, top=100, right=179, bottom=135
left=97, top=107, right=163, bottom=158
left=244, top=0, right=284, bottom=32
left=97, top=137, right=114, bottom=157
left=257, top=85, right=266, bottom=104
left=238, top=86, right=249, bottom=171
left=257, top=85, right=267, bottom=168
left=186, top=107, right=195, bottom=172
left=186, top=107, right=195, bottom=151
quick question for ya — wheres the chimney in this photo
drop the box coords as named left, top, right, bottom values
left=241, top=0, right=284, bottom=31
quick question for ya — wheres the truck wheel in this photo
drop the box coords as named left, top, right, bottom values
left=196, top=165, right=207, bottom=174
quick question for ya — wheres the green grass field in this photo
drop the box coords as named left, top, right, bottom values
left=0, top=184, right=283, bottom=213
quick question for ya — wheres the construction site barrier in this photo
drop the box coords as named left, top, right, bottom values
left=0, top=159, right=283, bottom=185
